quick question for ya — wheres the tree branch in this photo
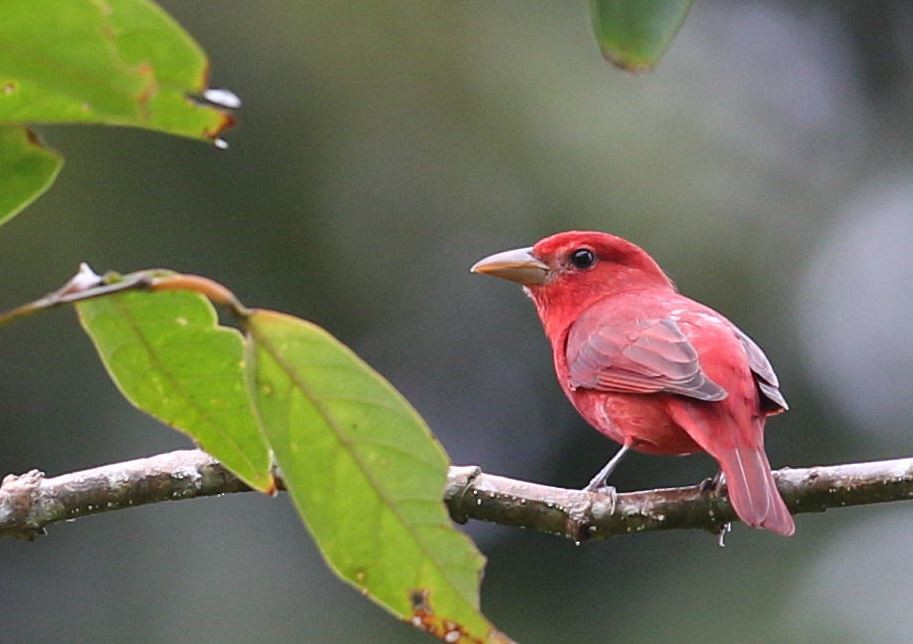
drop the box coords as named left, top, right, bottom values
left=2, top=450, right=912, bottom=541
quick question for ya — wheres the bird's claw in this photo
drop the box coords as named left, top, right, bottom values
left=583, top=483, right=617, bottom=497
left=699, top=471, right=727, bottom=494
left=717, top=522, right=732, bottom=548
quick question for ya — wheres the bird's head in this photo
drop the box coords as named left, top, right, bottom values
left=471, top=231, right=674, bottom=331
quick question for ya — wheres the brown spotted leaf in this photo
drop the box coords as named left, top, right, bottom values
left=246, top=310, right=511, bottom=642
left=0, top=0, right=236, bottom=142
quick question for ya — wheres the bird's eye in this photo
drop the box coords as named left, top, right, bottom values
left=570, top=248, right=596, bottom=270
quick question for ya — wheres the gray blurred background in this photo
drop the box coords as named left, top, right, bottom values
left=2, top=0, right=913, bottom=641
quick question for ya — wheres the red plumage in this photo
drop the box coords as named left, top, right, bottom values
left=472, top=231, right=795, bottom=536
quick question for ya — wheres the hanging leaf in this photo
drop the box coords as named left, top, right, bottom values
left=0, top=0, right=238, bottom=225
left=247, top=310, right=509, bottom=643
left=590, top=0, right=694, bottom=72
left=77, top=288, right=273, bottom=492
left=0, top=0, right=237, bottom=142
left=0, top=125, right=62, bottom=227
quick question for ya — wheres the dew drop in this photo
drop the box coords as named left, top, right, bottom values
left=202, top=88, right=242, bottom=109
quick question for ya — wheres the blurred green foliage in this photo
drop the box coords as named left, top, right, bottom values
left=0, top=0, right=234, bottom=137
left=0, top=0, right=235, bottom=226
left=590, top=0, right=694, bottom=71
left=0, top=126, right=62, bottom=226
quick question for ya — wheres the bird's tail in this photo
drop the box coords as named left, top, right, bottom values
left=669, top=401, right=795, bottom=536
left=715, top=443, right=795, bottom=537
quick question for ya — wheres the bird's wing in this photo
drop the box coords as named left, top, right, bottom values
left=734, top=328, right=789, bottom=413
left=566, top=314, right=728, bottom=402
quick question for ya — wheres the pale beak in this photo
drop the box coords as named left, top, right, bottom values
left=470, top=246, right=549, bottom=285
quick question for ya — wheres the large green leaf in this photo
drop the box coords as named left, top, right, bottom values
left=0, top=125, right=62, bottom=226
left=246, top=310, right=507, bottom=642
left=0, top=0, right=235, bottom=141
left=590, top=0, right=694, bottom=72
left=77, top=288, right=273, bottom=492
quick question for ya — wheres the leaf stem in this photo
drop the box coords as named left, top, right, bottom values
left=149, top=274, right=251, bottom=319
left=0, top=266, right=251, bottom=328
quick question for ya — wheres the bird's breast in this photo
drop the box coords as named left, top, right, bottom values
left=564, top=388, right=703, bottom=455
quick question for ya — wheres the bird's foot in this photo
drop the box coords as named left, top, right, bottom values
left=582, top=444, right=631, bottom=494
left=699, top=470, right=727, bottom=494
left=583, top=482, right=617, bottom=497
left=717, top=522, right=732, bottom=548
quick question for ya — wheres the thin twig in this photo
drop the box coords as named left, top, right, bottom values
left=0, top=264, right=153, bottom=328
left=2, top=450, right=912, bottom=541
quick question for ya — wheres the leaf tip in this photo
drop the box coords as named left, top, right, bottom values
left=262, top=474, right=280, bottom=497
left=600, top=50, right=657, bottom=74
left=406, top=589, right=510, bottom=643
left=201, top=105, right=238, bottom=144
left=188, top=87, right=241, bottom=145
left=21, top=127, right=62, bottom=159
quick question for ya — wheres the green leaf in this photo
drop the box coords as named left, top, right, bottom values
left=0, top=0, right=236, bottom=142
left=246, top=310, right=508, bottom=643
left=0, top=125, right=62, bottom=226
left=590, top=0, right=694, bottom=72
left=77, top=288, right=273, bottom=492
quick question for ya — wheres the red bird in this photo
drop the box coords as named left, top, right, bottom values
left=471, top=231, right=795, bottom=536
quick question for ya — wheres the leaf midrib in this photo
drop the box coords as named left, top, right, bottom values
left=250, top=323, right=482, bottom=616
left=107, top=296, right=263, bottom=482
